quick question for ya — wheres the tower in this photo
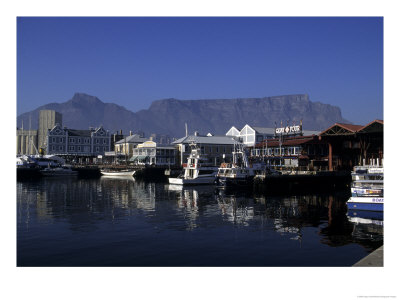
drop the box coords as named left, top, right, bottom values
left=38, top=110, right=62, bottom=151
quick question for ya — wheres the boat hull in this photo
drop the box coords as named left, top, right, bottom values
left=217, top=176, right=254, bottom=188
left=100, top=170, right=135, bottom=176
left=168, top=176, right=216, bottom=185
left=346, top=197, right=384, bottom=212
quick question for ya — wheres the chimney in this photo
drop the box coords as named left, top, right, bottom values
left=120, top=129, right=122, bottom=135
left=194, top=131, right=198, bottom=136
left=130, top=131, right=132, bottom=136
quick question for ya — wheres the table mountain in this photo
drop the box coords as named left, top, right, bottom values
left=17, top=93, right=351, bottom=138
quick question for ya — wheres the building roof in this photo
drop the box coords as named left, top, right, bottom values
left=173, top=134, right=238, bottom=145
left=319, top=123, right=364, bottom=136
left=115, top=134, right=148, bottom=144
left=252, top=126, right=276, bottom=135
left=358, top=119, right=384, bottom=133
left=67, top=129, right=92, bottom=137
left=255, top=135, right=318, bottom=148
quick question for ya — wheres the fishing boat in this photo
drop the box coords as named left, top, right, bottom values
left=168, top=143, right=218, bottom=185
left=216, top=143, right=264, bottom=187
left=100, top=169, right=136, bottom=176
left=40, top=165, right=78, bottom=176
left=346, top=164, right=384, bottom=212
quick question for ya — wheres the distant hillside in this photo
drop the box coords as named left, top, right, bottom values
left=17, top=93, right=351, bottom=137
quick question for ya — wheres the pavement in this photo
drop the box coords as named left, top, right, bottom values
left=353, top=245, right=384, bottom=267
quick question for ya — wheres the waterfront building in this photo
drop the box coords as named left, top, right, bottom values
left=226, top=124, right=319, bottom=147
left=114, top=133, right=148, bottom=158
left=252, top=120, right=384, bottom=171
left=319, top=120, right=383, bottom=171
left=46, top=124, right=111, bottom=158
left=253, top=134, right=328, bottom=170
left=16, top=128, right=38, bottom=155
left=38, top=110, right=62, bottom=151
left=172, top=132, right=239, bottom=166
left=130, top=140, right=176, bottom=166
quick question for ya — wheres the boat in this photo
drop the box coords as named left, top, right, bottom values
left=346, top=164, right=384, bottom=212
left=168, top=143, right=218, bottom=185
left=100, top=169, right=136, bottom=176
left=40, top=165, right=78, bottom=176
left=216, top=143, right=264, bottom=187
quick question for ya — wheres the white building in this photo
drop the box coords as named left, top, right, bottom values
left=130, top=141, right=176, bottom=166
left=226, top=124, right=319, bottom=147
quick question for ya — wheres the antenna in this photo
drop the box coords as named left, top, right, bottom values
left=185, top=123, right=188, bottom=137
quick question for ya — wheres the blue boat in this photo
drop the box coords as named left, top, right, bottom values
left=346, top=165, right=384, bottom=212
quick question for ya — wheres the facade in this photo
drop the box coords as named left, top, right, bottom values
left=319, top=120, right=383, bottom=171
left=252, top=120, right=384, bottom=171
left=172, top=133, right=239, bottom=166
left=226, top=124, right=319, bottom=147
left=130, top=141, right=176, bottom=166
left=38, top=110, right=62, bottom=150
left=16, top=129, right=38, bottom=155
left=46, top=124, right=111, bottom=156
left=114, top=134, right=148, bottom=158
left=252, top=135, right=328, bottom=170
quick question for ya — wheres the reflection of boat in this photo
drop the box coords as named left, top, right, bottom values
left=347, top=209, right=383, bottom=222
left=168, top=144, right=218, bottom=185
left=100, top=175, right=135, bottom=182
left=100, top=169, right=136, bottom=176
left=346, top=165, right=384, bottom=212
left=217, top=143, right=264, bottom=187
left=40, top=165, right=78, bottom=176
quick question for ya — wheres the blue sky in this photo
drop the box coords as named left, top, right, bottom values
left=17, top=17, right=383, bottom=124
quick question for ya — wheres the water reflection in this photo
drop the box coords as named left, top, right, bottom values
left=17, top=178, right=383, bottom=266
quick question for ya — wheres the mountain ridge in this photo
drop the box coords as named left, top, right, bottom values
left=17, top=93, right=351, bottom=137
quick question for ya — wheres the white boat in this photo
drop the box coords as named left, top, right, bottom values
left=100, top=169, right=136, bottom=176
left=216, top=143, right=264, bottom=187
left=168, top=144, right=218, bottom=185
left=347, top=165, right=384, bottom=212
left=40, top=165, right=78, bottom=176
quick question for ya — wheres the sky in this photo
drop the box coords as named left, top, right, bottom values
left=17, top=17, right=383, bottom=125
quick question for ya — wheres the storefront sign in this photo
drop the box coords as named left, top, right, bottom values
left=275, top=125, right=301, bottom=135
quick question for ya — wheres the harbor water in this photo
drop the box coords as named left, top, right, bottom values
left=17, top=177, right=383, bottom=267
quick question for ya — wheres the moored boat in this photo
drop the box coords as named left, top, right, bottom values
left=100, top=169, right=136, bottom=176
left=346, top=165, right=384, bottom=212
left=40, top=165, right=78, bottom=176
left=168, top=143, right=218, bottom=185
left=216, top=143, right=264, bottom=188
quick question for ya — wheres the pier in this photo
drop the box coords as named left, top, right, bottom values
left=353, top=246, right=383, bottom=267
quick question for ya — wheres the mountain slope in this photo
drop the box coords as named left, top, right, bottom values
left=17, top=93, right=351, bottom=137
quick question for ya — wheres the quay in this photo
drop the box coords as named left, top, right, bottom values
left=254, top=170, right=351, bottom=193
left=353, top=246, right=383, bottom=267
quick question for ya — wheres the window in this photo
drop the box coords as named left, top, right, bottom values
left=78, top=146, right=81, bottom=151
left=78, top=138, right=81, bottom=143
left=103, top=139, right=106, bottom=144
left=52, top=146, right=55, bottom=150
left=52, top=137, right=55, bottom=142
left=59, top=146, right=63, bottom=151
left=96, top=147, right=99, bottom=152
left=69, top=146, right=75, bottom=151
